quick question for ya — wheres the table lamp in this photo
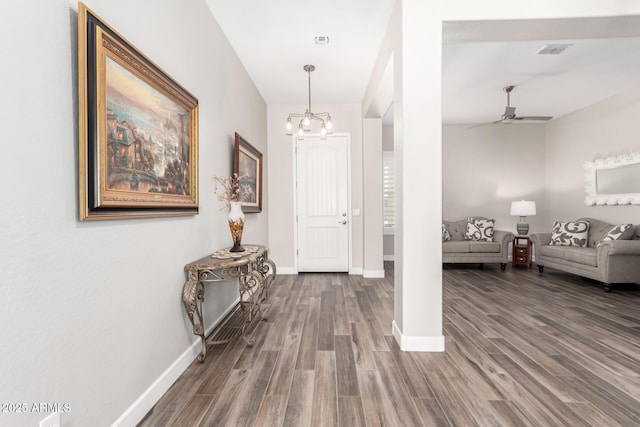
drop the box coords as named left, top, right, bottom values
left=510, top=200, right=536, bottom=235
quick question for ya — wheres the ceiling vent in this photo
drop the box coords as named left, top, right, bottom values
left=537, top=44, right=572, bottom=55
left=314, top=36, right=330, bottom=45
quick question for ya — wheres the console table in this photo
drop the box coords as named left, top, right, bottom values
left=182, top=245, right=276, bottom=362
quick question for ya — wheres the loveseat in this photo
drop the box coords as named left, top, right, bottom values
left=531, top=218, right=640, bottom=292
left=442, top=217, right=514, bottom=270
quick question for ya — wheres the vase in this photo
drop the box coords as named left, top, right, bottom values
left=227, top=201, right=245, bottom=252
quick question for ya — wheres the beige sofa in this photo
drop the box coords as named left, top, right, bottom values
left=531, top=218, right=640, bottom=292
left=443, top=217, right=514, bottom=270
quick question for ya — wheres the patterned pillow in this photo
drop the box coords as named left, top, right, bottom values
left=442, top=223, right=451, bottom=241
left=550, top=221, right=589, bottom=247
left=465, top=217, right=494, bottom=242
left=601, top=224, right=634, bottom=241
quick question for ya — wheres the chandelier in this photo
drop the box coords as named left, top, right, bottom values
left=285, top=64, right=333, bottom=139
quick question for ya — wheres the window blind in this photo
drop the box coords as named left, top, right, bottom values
left=383, top=151, right=395, bottom=232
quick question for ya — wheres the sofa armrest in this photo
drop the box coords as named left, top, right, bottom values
left=494, top=230, right=514, bottom=257
left=597, top=240, right=640, bottom=256
left=530, top=232, right=552, bottom=247
left=494, top=230, right=514, bottom=245
left=597, top=240, right=640, bottom=284
left=530, top=233, right=552, bottom=264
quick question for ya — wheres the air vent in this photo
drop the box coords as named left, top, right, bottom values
left=314, top=36, right=330, bottom=45
left=537, top=44, right=572, bottom=55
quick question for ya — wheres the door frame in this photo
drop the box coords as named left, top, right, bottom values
left=292, top=133, right=353, bottom=273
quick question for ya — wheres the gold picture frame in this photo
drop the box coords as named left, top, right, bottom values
left=233, top=133, right=263, bottom=213
left=78, top=3, right=199, bottom=220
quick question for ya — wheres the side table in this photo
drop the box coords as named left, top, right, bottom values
left=182, top=245, right=276, bottom=362
left=512, top=236, right=532, bottom=268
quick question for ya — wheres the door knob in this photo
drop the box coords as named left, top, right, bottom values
left=339, top=220, right=347, bottom=225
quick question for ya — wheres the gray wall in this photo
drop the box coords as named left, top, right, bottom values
left=0, top=1, right=267, bottom=425
left=442, top=124, right=547, bottom=234
left=267, top=104, right=364, bottom=273
left=441, top=87, right=640, bottom=239
left=545, top=87, right=640, bottom=224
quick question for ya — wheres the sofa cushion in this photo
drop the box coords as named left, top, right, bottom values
left=442, top=223, right=451, bottom=241
left=563, top=247, right=597, bottom=267
left=469, top=242, right=500, bottom=253
left=601, top=224, right=634, bottom=241
left=443, top=219, right=468, bottom=241
left=539, top=244, right=565, bottom=258
left=465, top=217, right=495, bottom=242
left=540, top=244, right=597, bottom=267
left=442, top=241, right=470, bottom=253
left=580, top=218, right=613, bottom=247
left=550, top=220, right=589, bottom=247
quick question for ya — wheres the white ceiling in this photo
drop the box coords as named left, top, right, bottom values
left=204, top=3, right=640, bottom=124
left=204, top=0, right=395, bottom=105
left=443, top=17, right=640, bottom=124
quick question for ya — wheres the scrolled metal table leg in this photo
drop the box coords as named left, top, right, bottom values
left=261, top=258, right=277, bottom=300
left=239, top=270, right=267, bottom=346
left=182, top=273, right=207, bottom=362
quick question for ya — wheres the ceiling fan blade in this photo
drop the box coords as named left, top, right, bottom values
left=514, top=116, right=553, bottom=121
left=467, top=122, right=494, bottom=129
left=470, top=86, right=553, bottom=128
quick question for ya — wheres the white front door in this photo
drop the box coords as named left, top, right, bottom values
left=296, top=135, right=350, bottom=272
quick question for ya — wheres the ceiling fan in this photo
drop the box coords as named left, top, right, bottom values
left=472, top=85, right=553, bottom=127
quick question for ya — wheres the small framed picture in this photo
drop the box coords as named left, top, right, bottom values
left=233, top=133, right=263, bottom=213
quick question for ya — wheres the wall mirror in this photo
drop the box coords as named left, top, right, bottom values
left=584, top=152, right=640, bottom=205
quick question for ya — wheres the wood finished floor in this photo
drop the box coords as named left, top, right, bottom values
left=139, top=263, right=640, bottom=426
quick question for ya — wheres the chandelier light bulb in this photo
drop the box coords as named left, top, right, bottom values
left=303, top=112, right=311, bottom=128
left=320, top=123, right=327, bottom=136
left=297, top=123, right=305, bottom=138
left=285, top=117, right=293, bottom=133
left=326, top=116, right=333, bottom=131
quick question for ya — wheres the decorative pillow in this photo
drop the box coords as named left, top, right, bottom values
left=601, top=224, right=634, bottom=242
left=442, top=224, right=451, bottom=241
left=465, top=217, right=495, bottom=242
left=550, top=221, right=589, bottom=247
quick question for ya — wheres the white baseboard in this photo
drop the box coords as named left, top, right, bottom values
left=383, top=255, right=395, bottom=261
left=363, top=269, right=385, bottom=278
left=392, top=321, right=445, bottom=352
left=112, top=300, right=239, bottom=427
left=280, top=267, right=383, bottom=277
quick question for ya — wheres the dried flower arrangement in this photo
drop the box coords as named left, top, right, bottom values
left=212, top=173, right=251, bottom=209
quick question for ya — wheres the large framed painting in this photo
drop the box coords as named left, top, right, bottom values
left=78, top=3, right=199, bottom=220
left=233, top=133, right=263, bottom=213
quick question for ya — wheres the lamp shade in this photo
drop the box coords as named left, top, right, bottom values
left=510, top=200, right=536, bottom=216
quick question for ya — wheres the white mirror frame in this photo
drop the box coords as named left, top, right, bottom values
left=584, top=152, right=640, bottom=205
